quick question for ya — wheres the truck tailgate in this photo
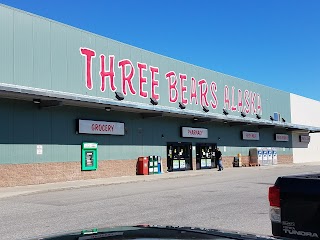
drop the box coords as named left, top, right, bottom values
left=279, top=174, right=320, bottom=239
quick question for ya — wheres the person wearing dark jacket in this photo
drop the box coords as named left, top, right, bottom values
left=216, top=148, right=223, bottom=171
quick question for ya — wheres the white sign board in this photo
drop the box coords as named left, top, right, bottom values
left=181, top=127, right=208, bottom=138
left=242, top=131, right=260, bottom=140
left=36, top=145, right=43, bottom=155
left=173, top=160, right=179, bottom=169
left=78, top=119, right=124, bottom=135
left=206, top=159, right=212, bottom=167
left=180, top=160, right=186, bottom=169
left=300, top=135, right=310, bottom=143
left=201, top=159, right=207, bottom=168
left=83, top=143, right=98, bottom=149
left=275, top=134, right=289, bottom=142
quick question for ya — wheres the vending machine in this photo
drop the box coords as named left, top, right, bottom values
left=81, top=142, right=98, bottom=171
left=262, top=148, right=268, bottom=166
left=267, top=148, right=273, bottom=165
left=148, top=156, right=159, bottom=174
left=272, top=148, right=278, bottom=165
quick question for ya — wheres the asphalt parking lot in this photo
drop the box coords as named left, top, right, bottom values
left=1, top=163, right=320, bottom=240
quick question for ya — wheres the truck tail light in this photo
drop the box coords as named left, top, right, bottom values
left=269, top=185, right=280, bottom=207
left=269, top=185, right=281, bottom=223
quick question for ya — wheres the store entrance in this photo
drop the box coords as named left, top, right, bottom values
left=196, top=143, right=217, bottom=170
left=167, top=142, right=192, bottom=172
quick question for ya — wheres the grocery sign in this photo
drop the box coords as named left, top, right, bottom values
left=78, top=119, right=124, bottom=135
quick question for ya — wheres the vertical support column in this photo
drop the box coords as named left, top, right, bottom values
left=192, top=145, right=196, bottom=170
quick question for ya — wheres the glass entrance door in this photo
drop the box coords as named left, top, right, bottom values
left=167, top=142, right=192, bottom=172
left=196, top=143, right=217, bottom=170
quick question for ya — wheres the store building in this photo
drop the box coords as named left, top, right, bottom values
left=290, top=94, right=320, bottom=163
left=0, top=4, right=319, bottom=187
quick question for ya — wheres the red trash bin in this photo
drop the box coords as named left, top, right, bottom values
left=137, top=157, right=149, bottom=175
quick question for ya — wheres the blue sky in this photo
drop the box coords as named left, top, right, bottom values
left=1, top=0, right=320, bottom=101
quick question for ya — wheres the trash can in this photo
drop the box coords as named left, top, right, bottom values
left=237, top=153, right=242, bottom=167
left=233, top=157, right=240, bottom=167
left=137, top=157, right=149, bottom=175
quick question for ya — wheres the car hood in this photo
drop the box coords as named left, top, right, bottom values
left=27, top=225, right=285, bottom=240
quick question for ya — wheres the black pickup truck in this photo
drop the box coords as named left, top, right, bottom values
left=269, top=173, right=320, bottom=239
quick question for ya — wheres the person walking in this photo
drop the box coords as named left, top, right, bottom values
left=216, top=148, right=224, bottom=171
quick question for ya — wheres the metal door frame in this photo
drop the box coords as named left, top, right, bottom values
left=167, top=142, right=193, bottom=172
left=195, top=143, right=217, bottom=170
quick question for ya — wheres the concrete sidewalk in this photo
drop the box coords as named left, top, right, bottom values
left=0, top=168, right=220, bottom=199
left=0, top=162, right=317, bottom=199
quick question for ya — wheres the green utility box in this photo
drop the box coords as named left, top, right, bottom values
left=81, top=142, right=98, bottom=171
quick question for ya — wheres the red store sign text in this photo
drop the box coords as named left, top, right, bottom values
left=80, top=47, right=262, bottom=115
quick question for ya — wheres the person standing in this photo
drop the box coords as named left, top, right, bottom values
left=216, top=148, right=223, bottom=171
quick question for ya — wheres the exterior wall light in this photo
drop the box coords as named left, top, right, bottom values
left=256, top=114, right=261, bottom=119
left=33, top=99, right=41, bottom=104
left=115, top=92, right=124, bottom=101
left=179, top=102, right=186, bottom=109
left=150, top=97, right=158, bottom=105
left=282, top=118, right=286, bottom=123
left=202, top=105, right=209, bottom=112
left=34, top=99, right=62, bottom=108
left=241, top=112, right=246, bottom=117
left=270, top=116, right=274, bottom=121
left=223, top=108, right=229, bottom=115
